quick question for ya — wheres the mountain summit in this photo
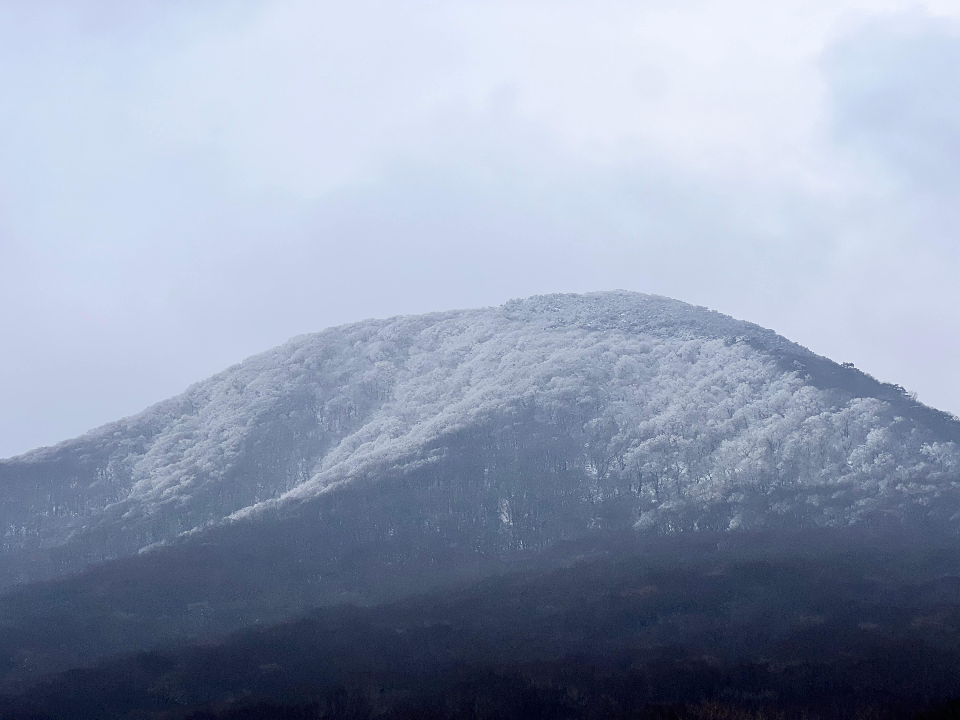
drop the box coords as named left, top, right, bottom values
left=1, top=292, right=957, bottom=588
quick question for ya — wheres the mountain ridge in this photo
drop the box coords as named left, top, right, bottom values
left=12, top=290, right=955, bottom=467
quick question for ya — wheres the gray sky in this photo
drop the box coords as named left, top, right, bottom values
left=2, top=0, right=959, bottom=459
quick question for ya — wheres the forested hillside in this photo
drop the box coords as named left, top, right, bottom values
left=1, top=293, right=956, bottom=590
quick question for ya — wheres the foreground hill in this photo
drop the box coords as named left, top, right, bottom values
left=1, top=292, right=957, bottom=589
left=2, top=529, right=958, bottom=719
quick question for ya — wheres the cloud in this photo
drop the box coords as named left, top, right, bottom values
left=826, top=15, right=960, bottom=193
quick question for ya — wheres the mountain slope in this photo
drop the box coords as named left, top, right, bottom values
left=1, top=291, right=957, bottom=589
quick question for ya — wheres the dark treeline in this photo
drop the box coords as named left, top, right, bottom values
left=1, top=529, right=958, bottom=720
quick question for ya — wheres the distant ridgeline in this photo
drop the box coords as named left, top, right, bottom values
left=0, top=291, right=957, bottom=589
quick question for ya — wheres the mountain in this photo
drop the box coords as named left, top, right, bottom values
left=1, top=291, right=958, bottom=592
left=1, top=290, right=959, bottom=703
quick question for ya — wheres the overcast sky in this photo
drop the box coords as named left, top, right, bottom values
left=1, top=0, right=959, bottom=458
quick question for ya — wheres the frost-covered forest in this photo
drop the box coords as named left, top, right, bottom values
left=0, top=292, right=957, bottom=585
